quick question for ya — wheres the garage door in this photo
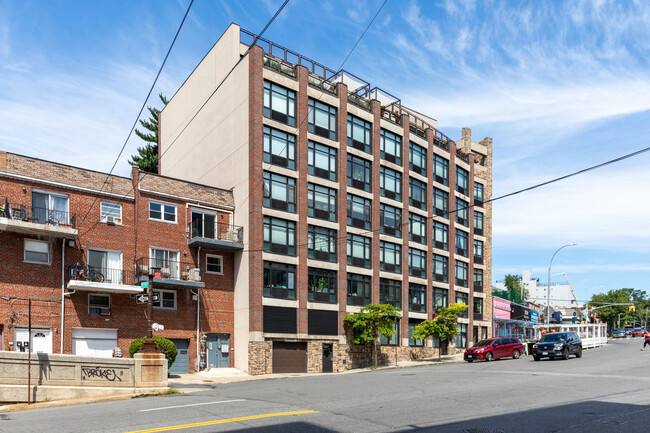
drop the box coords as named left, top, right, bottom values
left=272, top=341, right=307, bottom=373
left=72, top=328, right=117, bottom=357
left=14, top=327, right=52, bottom=353
left=169, top=339, right=190, bottom=374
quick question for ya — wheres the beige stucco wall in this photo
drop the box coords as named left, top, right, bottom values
left=159, top=23, right=251, bottom=372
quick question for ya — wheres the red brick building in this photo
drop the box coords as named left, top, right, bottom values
left=0, top=150, right=241, bottom=373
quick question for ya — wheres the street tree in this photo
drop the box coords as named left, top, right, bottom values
left=590, top=289, right=638, bottom=328
left=129, top=93, right=169, bottom=173
left=343, top=303, right=401, bottom=368
left=412, top=303, right=468, bottom=361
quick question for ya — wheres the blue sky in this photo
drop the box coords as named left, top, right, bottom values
left=2, top=0, right=650, bottom=303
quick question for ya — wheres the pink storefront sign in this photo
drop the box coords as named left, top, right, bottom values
left=493, top=296, right=511, bottom=320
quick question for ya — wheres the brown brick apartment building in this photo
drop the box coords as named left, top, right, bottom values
left=158, top=24, right=493, bottom=374
left=0, top=151, right=241, bottom=373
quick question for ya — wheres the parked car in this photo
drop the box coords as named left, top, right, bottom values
left=612, top=328, right=626, bottom=338
left=464, top=337, right=523, bottom=362
left=633, top=328, right=646, bottom=337
left=532, top=332, right=582, bottom=361
left=624, top=327, right=634, bottom=336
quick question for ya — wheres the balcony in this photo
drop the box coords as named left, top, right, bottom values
left=0, top=199, right=77, bottom=239
left=135, top=257, right=205, bottom=289
left=188, top=221, right=244, bottom=251
left=67, top=265, right=141, bottom=294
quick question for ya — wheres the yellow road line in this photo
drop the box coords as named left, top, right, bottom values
left=124, top=410, right=319, bottom=433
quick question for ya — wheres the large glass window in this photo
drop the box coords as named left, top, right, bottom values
left=433, top=288, right=448, bottom=313
left=409, top=142, right=427, bottom=176
left=474, top=268, right=484, bottom=292
left=409, top=213, right=427, bottom=244
left=456, top=199, right=469, bottom=226
left=347, top=114, right=372, bottom=154
left=347, top=273, right=371, bottom=306
left=456, top=261, right=468, bottom=287
left=409, top=178, right=427, bottom=210
left=434, top=155, right=449, bottom=186
left=380, top=279, right=401, bottom=309
left=32, top=191, right=69, bottom=225
left=456, top=292, right=469, bottom=318
left=347, top=234, right=371, bottom=268
left=307, top=225, right=337, bottom=262
left=347, top=194, right=371, bottom=230
left=263, top=261, right=296, bottom=300
left=263, top=81, right=296, bottom=126
left=308, top=141, right=337, bottom=181
left=308, top=98, right=337, bottom=140
left=474, top=211, right=484, bottom=235
left=379, top=241, right=401, bottom=274
left=308, top=268, right=337, bottom=303
left=88, top=248, right=122, bottom=284
left=409, top=248, right=427, bottom=279
left=409, top=319, right=424, bottom=346
left=433, top=254, right=448, bottom=283
left=263, top=171, right=296, bottom=213
left=263, top=126, right=296, bottom=169
left=433, top=188, right=448, bottom=216
left=474, top=297, right=483, bottom=320
left=380, top=204, right=401, bottom=238
left=347, top=154, right=372, bottom=192
left=456, top=230, right=468, bottom=257
left=308, top=183, right=337, bottom=222
left=263, top=217, right=296, bottom=256
left=456, top=167, right=469, bottom=195
left=433, top=221, right=448, bottom=250
left=380, top=166, right=402, bottom=201
left=149, top=248, right=180, bottom=279
left=474, top=239, right=484, bottom=264
left=409, top=284, right=426, bottom=313
left=474, top=182, right=484, bottom=205
left=455, top=323, right=468, bottom=348
left=380, top=129, right=402, bottom=165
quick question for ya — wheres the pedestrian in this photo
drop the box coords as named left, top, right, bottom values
left=642, top=331, right=650, bottom=351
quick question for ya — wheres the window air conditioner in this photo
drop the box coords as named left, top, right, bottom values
left=100, top=307, right=111, bottom=316
left=106, top=216, right=117, bottom=225
left=190, top=268, right=201, bottom=282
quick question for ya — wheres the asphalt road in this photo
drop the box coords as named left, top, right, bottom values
left=3, top=337, right=650, bottom=433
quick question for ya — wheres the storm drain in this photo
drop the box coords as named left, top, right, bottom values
left=464, top=429, right=506, bottom=433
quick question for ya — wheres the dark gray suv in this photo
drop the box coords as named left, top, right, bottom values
left=532, top=331, right=582, bottom=361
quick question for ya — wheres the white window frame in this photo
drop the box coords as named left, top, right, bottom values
left=88, top=294, right=111, bottom=316
left=149, top=247, right=180, bottom=279
left=24, top=239, right=50, bottom=264
left=100, top=201, right=123, bottom=224
left=87, top=247, right=123, bottom=283
left=205, top=254, right=224, bottom=275
left=148, top=200, right=177, bottom=224
left=152, top=289, right=177, bottom=310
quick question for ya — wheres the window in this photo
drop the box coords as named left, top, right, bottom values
left=263, top=217, right=296, bottom=256
left=455, top=324, right=468, bottom=348
left=433, top=221, right=448, bottom=250
left=433, top=288, right=448, bottom=313
left=100, top=202, right=122, bottom=224
left=434, top=155, right=449, bottom=186
left=308, top=99, right=337, bottom=140
left=380, top=204, right=401, bottom=237
left=153, top=290, right=176, bottom=309
left=474, top=239, right=484, bottom=264
left=380, top=321, right=399, bottom=346
left=347, top=114, right=372, bottom=154
left=409, top=283, right=426, bottom=313
left=456, top=167, right=469, bottom=195
left=380, top=279, right=401, bottom=309
left=433, top=254, right=448, bottom=283
left=263, top=172, right=296, bottom=213
left=409, top=142, right=427, bottom=176
left=24, top=239, right=49, bottom=264
left=149, top=201, right=176, bottom=223
left=308, top=268, right=337, bottom=303
left=379, top=241, right=401, bottom=274
left=474, top=182, right=484, bottom=205
left=481, top=327, right=488, bottom=340
left=307, top=225, right=337, bottom=262
left=456, top=261, right=468, bottom=287
left=190, top=211, right=216, bottom=239
left=347, top=234, right=371, bottom=268
left=88, top=294, right=110, bottom=315
left=347, top=194, right=371, bottom=230
left=263, top=126, right=296, bottom=169
left=263, top=262, right=296, bottom=299
left=308, top=141, right=337, bottom=181
left=380, top=129, right=402, bottom=165
left=409, top=319, right=424, bottom=346
left=409, top=178, right=427, bottom=210
left=456, top=292, right=469, bottom=318
left=31, top=190, right=69, bottom=225
left=263, top=81, right=296, bottom=126
left=474, top=211, right=484, bottom=236
left=474, top=268, right=484, bottom=292
left=88, top=248, right=122, bottom=283
left=456, top=230, right=468, bottom=257
left=433, top=188, right=448, bottom=217
left=474, top=297, right=483, bottom=320
left=150, top=248, right=180, bottom=279
left=456, top=199, right=468, bottom=226
left=409, top=213, right=427, bottom=244
left=347, top=273, right=371, bottom=306
left=308, top=183, right=337, bottom=221
left=409, top=248, right=427, bottom=279
left=206, top=255, right=223, bottom=274
left=347, top=154, right=372, bottom=192
left=380, top=166, right=402, bottom=201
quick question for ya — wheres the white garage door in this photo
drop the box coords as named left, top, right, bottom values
left=14, top=327, right=52, bottom=353
left=72, top=328, right=117, bottom=358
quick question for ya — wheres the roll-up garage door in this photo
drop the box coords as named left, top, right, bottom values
left=272, top=341, right=307, bottom=373
left=72, top=328, right=117, bottom=357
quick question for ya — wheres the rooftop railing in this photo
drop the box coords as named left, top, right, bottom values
left=308, top=74, right=337, bottom=95
left=348, top=92, right=371, bottom=110
left=1, top=199, right=76, bottom=228
left=263, top=55, right=295, bottom=77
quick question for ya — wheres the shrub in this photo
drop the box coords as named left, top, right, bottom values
left=129, top=336, right=177, bottom=368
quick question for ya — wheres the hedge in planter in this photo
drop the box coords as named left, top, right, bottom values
left=129, top=336, right=177, bottom=369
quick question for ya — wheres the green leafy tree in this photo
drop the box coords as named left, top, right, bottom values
left=589, top=289, right=638, bottom=329
left=129, top=93, right=169, bottom=173
left=343, top=304, right=401, bottom=368
left=129, top=336, right=177, bottom=368
left=412, top=303, right=468, bottom=360
left=493, top=274, right=528, bottom=304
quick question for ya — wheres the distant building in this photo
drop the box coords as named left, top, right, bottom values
left=494, top=271, right=574, bottom=309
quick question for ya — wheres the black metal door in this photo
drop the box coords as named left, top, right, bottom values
left=322, top=343, right=333, bottom=373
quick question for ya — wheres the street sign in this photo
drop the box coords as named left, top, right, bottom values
left=136, top=293, right=159, bottom=304
left=141, top=281, right=149, bottom=289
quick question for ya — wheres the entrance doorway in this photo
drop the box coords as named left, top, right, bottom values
left=322, top=343, right=333, bottom=373
left=169, top=339, right=190, bottom=374
left=205, top=334, right=230, bottom=368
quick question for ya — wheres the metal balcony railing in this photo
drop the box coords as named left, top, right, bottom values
left=308, top=74, right=337, bottom=94
left=135, top=257, right=203, bottom=283
left=1, top=199, right=76, bottom=228
left=189, top=221, right=244, bottom=244
left=68, top=264, right=135, bottom=285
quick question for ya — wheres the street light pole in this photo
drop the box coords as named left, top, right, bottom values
left=547, top=243, right=577, bottom=326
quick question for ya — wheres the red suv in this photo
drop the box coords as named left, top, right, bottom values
left=464, top=337, right=523, bottom=362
